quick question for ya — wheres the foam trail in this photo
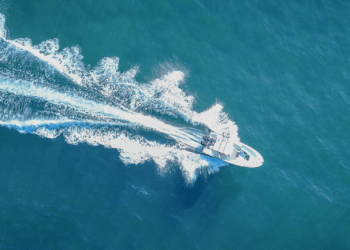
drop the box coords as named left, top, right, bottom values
left=0, top=13, right=236, bottom=181
left=0, top=119, right=129, bottom=133
left=0, top=77, right=202, bottom=147
left=0, top=14, right=6, bottom=38
left=0, top=14, right=83, bottom=85
left=0, top=14, right=194, bottom=122
left=0, top=118, right=220, bottom=180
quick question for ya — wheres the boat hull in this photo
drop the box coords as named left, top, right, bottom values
left=200, top=141, right=264, bottom=168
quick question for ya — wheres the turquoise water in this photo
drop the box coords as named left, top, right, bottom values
left=1, top=0, right=350, bottom=249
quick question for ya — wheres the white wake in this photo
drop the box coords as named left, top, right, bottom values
left=0, top=13, right=239, bottom=181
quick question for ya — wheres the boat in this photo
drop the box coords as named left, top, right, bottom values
left=196, top=129, right=264, bottom=168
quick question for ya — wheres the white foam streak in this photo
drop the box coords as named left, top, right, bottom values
left=0, top=77, right=202, bottom=150
left=0, top=14, right=6, bottom=38
left=0, top=119, right=74, bottom=127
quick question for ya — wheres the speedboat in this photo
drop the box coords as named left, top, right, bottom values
left=199, top=130, right=264, bottom=168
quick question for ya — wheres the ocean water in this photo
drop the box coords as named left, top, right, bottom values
left=0, top=0, right=349, bottom=249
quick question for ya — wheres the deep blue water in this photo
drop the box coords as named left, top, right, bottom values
left=0, top=0, right=350, bottom=249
